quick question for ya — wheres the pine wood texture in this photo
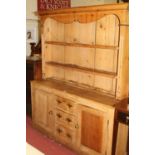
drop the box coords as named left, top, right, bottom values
left=81, top=111, right=103, bottom=152
left=77, top=105, right=106, bottom=155
left=115, top=123, right=128, bottom=155
left=39, top=3, right=128, bottom=99
left=31, top=88, right=55, bottom=136
left=31, top=79, right=115, bottom=155
left=32, top=3, right=129, bottom=155
left=45, top=41, right=118, bottom=49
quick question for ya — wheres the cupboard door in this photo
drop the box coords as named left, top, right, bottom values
left=77, top=105, right=108, bottom=155
left=32, top=89, right=55, bottom=134
left=33, top=89, right=47, bottom=127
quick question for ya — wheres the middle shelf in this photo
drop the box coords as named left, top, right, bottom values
left=45, top=41, right=118, bottom=50
left=45, top=61, right=117, bottom=78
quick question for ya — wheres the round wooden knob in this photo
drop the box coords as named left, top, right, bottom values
left=67, top=103, right=72, bottom=108
left=66, top=133, right=72, bottom=139
left=57, top=128, right=62, bottom=133
left=66, top=118, right=72, bottom=123
left=57, top=113, right=62, bottom=118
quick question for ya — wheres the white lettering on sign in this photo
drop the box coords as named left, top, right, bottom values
left=38, top=0, right=70, bottom=11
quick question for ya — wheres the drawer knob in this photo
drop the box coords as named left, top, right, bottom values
left=57, top=113, right=62, bottom=118
left=66, top=118, right=72, bottom=123
left=66, top=133, right=72, bottom=139
left=75, top=124, right=79, bottom=129
left=57, top=99, right=62, bottom=104
left=57, top=128, right=62, bottom=133
left=67, top=103, right=72, bottom=108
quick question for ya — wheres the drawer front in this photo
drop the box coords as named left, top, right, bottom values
left=55, top=96, right=75, bottom=114
left=55, top=110, right=76, bottom=129
left=55, top=124, right=75, bottom=145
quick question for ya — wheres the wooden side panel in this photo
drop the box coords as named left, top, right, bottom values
left=64, top=46, right=95, bottom=68
left=41, top=20, right=46, bottom=79
left=95, top=49, right=118, bottom=73
left=43, top=18, right=52, bottom=41
left=64, top=21, right=95, bottom=45
left=116, top=26, right=129, bottom=100
left=81, top=110, right=103, bottom=153
left=96, top=15, right=119, bottom=46
left=115, top=123, right=128, bottom=155
left=44, top=44, right=51, bottom=62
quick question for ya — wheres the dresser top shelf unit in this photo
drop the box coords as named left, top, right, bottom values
left=39, top=3, right=129, bottom=100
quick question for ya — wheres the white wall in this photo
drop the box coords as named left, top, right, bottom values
left=26, top=0, right=40, bottom=56
left=26, top=0, right=38, bottom=20
left=71, top=0, right=117, bottom=7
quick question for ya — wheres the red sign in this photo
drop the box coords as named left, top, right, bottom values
left=37, top=0, right=71, bottom=11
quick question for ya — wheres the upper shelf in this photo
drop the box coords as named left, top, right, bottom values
left=45, top=41, right=118, bottom=50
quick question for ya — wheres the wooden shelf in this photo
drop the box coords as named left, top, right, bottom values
left=45, top=41, right=118, bottom=50
left=46, top=61, right=117, bottom=78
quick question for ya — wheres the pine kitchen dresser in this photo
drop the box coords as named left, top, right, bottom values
left=31, top=3, right=129, bottom=155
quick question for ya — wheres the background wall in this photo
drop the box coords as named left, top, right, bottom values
left=71, top=0, right=117, bottom=7
left=26, top=0, right=40, bottom=56
left=26, top=0, right=120, bottom=56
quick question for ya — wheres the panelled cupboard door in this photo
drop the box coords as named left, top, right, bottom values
left=33, top=89, right=55, bottom=134
left=77, top=105, right=109, bottom=155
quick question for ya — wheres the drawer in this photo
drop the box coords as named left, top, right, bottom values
left=55, top=96, right=75, bottom=114
left=55, top=110, right=76, bottom=129
left=55, top=124, right=75, bottom=145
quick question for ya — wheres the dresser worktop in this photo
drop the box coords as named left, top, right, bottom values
left=31, top=79, right=118, bottom=108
